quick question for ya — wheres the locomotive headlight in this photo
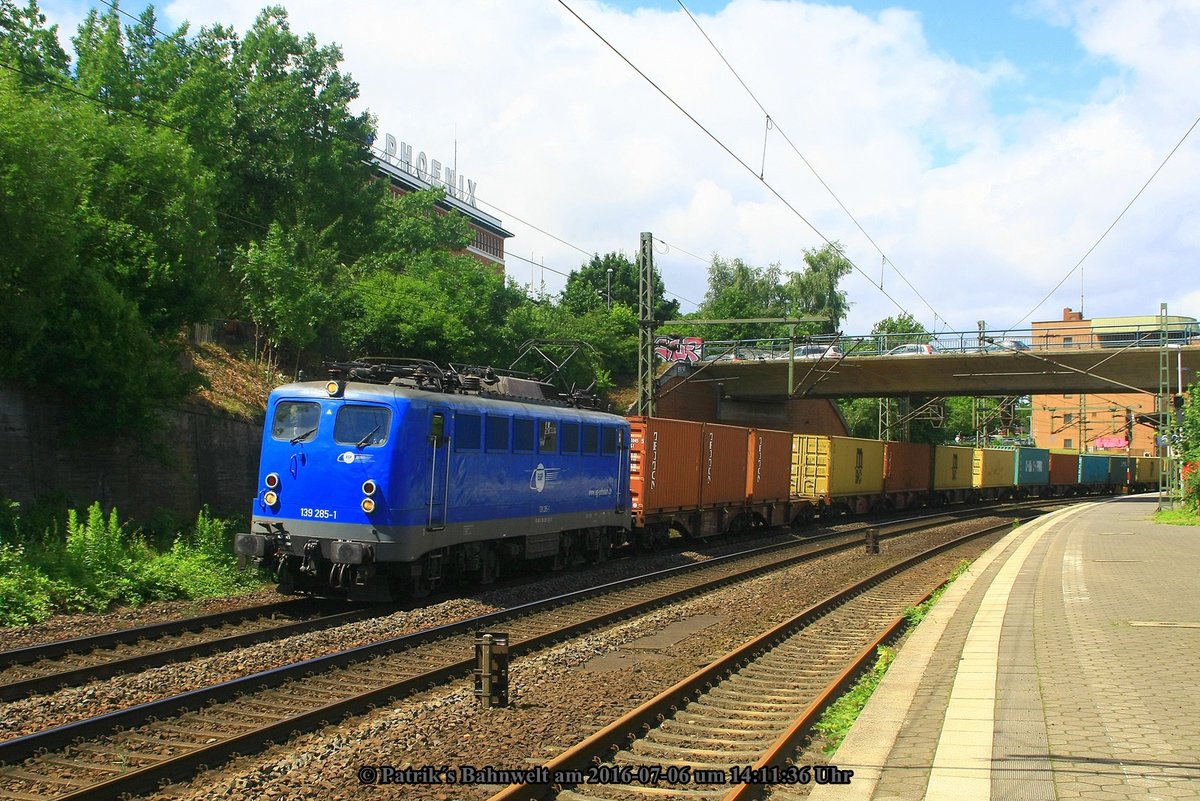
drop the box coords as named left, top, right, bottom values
left=265, top=472, right=280, bottom=489
left=362, top=479, right=377, bottom=496
left=360, top=497, right=376, bottom=513
left=263, top=490, right=279, bottom=507
left=326, top=379, right=345, bottom=397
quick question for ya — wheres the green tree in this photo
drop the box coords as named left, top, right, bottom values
left=691, top=243, right=852, bottom=342
left=782, top=244, right=852, bottom=335
left=505, top=301, right=640, bottom=392
left=340, top=190, right=528, bottom=366
left=0, top=0, right=70, bottom=87
left=560, top=252, right=679, bottom=321
left=0, top=70, right=81, bottom=368
left=1179, top=385, right=1200, bottom=508
left=235, top=220, right=341, bottom=371
left=869, top=313, right=928, bottom=353
left=226, top=7, right=382, bottom=260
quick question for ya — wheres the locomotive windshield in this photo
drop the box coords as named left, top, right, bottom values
left=334, top=405, right=392, bottom=447
left=272, top=401, right=320, bottom=443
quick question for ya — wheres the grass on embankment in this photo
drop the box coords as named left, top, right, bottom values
left=1153, top=507, right=1200, bottom=526
left=813, top=558, right=972, bottom=754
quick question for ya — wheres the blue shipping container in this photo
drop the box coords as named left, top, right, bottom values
left=1107, top=456, right=1130, bottom=487
left=1014, top=447, right=1050, bottom=486
left=1079, top=454, right=1110, bottom=485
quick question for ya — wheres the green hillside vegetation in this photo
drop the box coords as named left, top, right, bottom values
left=0, top=2, right=859, bottom=622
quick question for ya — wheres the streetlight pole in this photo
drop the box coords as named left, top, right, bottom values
left=606, top=267, right=612, bottom=310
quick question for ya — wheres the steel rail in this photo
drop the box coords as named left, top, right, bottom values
left=0, top=605, right=380, bottom=701
left=0, top=599, right=316, bottom=670
left=484, top=520, right=1008, bottom=801
left=0, top=510, right=1041, bottom=801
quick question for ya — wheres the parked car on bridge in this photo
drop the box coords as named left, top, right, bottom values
left=782, top=344, right=844, bottom=360
left=886, top=343, right=938, bottom=356
left=979, top=339, right=1031, bottom=353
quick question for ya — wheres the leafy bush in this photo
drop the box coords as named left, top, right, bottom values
left=1182, top=461, right=1200, bottom=511
left=0, top=500, right=266, bottom=626
left=0, top=543, right=55, bottom=625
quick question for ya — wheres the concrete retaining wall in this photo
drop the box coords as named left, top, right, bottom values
left=0, top=388, right=262, bottom=521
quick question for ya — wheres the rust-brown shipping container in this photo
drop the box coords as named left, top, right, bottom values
left=699, top=423, right=751, bottom=508
left=973, top=448, right=1016, bottom=488
left=747, top=428, right=793, bottom=503
left=628, top=417, right=702, bottom=518
left=883, top=441, right=933, bottom=493
left=933, top=445, right=974, bottom=490
left=791, top=435, right=885, bottom=499
left=1048, top=451, right=1079, bottom=486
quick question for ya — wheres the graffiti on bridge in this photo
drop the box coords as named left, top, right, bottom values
left=655, top=336, right=703, bottom=363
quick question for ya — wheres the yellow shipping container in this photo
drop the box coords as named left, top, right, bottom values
left=791, top=435, right=885, bottom=499
left=1135, top=456, right=1161, bottom=485
left=934, top=445, right=975, bottom=490
left=973, top=448, right=1016, bottom=488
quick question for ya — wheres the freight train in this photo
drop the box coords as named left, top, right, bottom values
left=235, top=360, right=1160, bottom=600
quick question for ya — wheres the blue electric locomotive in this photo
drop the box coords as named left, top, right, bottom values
left=235, top=361, right=631, bottom=600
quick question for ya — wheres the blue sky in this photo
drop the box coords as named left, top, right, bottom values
left=33, top=0, right=1200, bottom=333
left=607, top=0, right=1119, bottom=117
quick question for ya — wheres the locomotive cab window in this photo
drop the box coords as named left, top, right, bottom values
left=333, top=405, right=391, bottom=447
left=455, top=414, right=482, bottom=451
left=602, top=427, right=620, bottom=455
left=539, top=420, right=558, bottom=453
left=272, top=401, right=321, bottom=443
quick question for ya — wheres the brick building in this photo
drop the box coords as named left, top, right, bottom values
left=1030, top=308, right=1197, bottom=456
left=373, top=139, right=512, bottom=270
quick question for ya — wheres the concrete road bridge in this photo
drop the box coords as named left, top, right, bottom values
left=669, top=345, right=1200, bottom=400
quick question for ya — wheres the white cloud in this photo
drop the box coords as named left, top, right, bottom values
left=44, top=0, right=1200, bottom=335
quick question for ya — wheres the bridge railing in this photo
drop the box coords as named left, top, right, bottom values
left=692, top=320, right=1197, bottom=362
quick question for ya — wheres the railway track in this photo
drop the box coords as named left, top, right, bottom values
left=0, top=506, right=1041, bottom=801
left=485, top=523, right=998, bottom=801
left=0, top=599, right=380, bottom=701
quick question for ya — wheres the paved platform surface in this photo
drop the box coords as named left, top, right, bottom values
left=808, top=495, right=1200, bottom=801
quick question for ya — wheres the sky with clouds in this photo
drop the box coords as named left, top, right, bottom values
left=38, top=0, right=1200, bottom=337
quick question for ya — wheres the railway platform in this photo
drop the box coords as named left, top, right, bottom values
left=808, top=494, right=1200, bottom=800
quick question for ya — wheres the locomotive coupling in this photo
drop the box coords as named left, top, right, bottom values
left=235, top=533, right=270, bottom=557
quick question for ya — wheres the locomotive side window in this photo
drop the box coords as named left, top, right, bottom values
left=513, top=418, right=535, bottom=453
left=455, top=414, right=482, bottom=451
left=333, top=405, right=391, bottom=447
left=561, top=422, right=580, bottom=454
left=582, top=424, right=600, bottom=455
left=272, top=401, right=321, bottom=443
left=602, top=427, right=619, bottom=455
left=539, top=420, right=558, bottom=453
left=486, top=415, right=510, bottom=452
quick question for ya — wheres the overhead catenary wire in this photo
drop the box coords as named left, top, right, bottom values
left=556, top=0, right=922, bottom=328
left=1008, top=112, right=1200, bottom=330
left=674, top=0, right=950, bottom=331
